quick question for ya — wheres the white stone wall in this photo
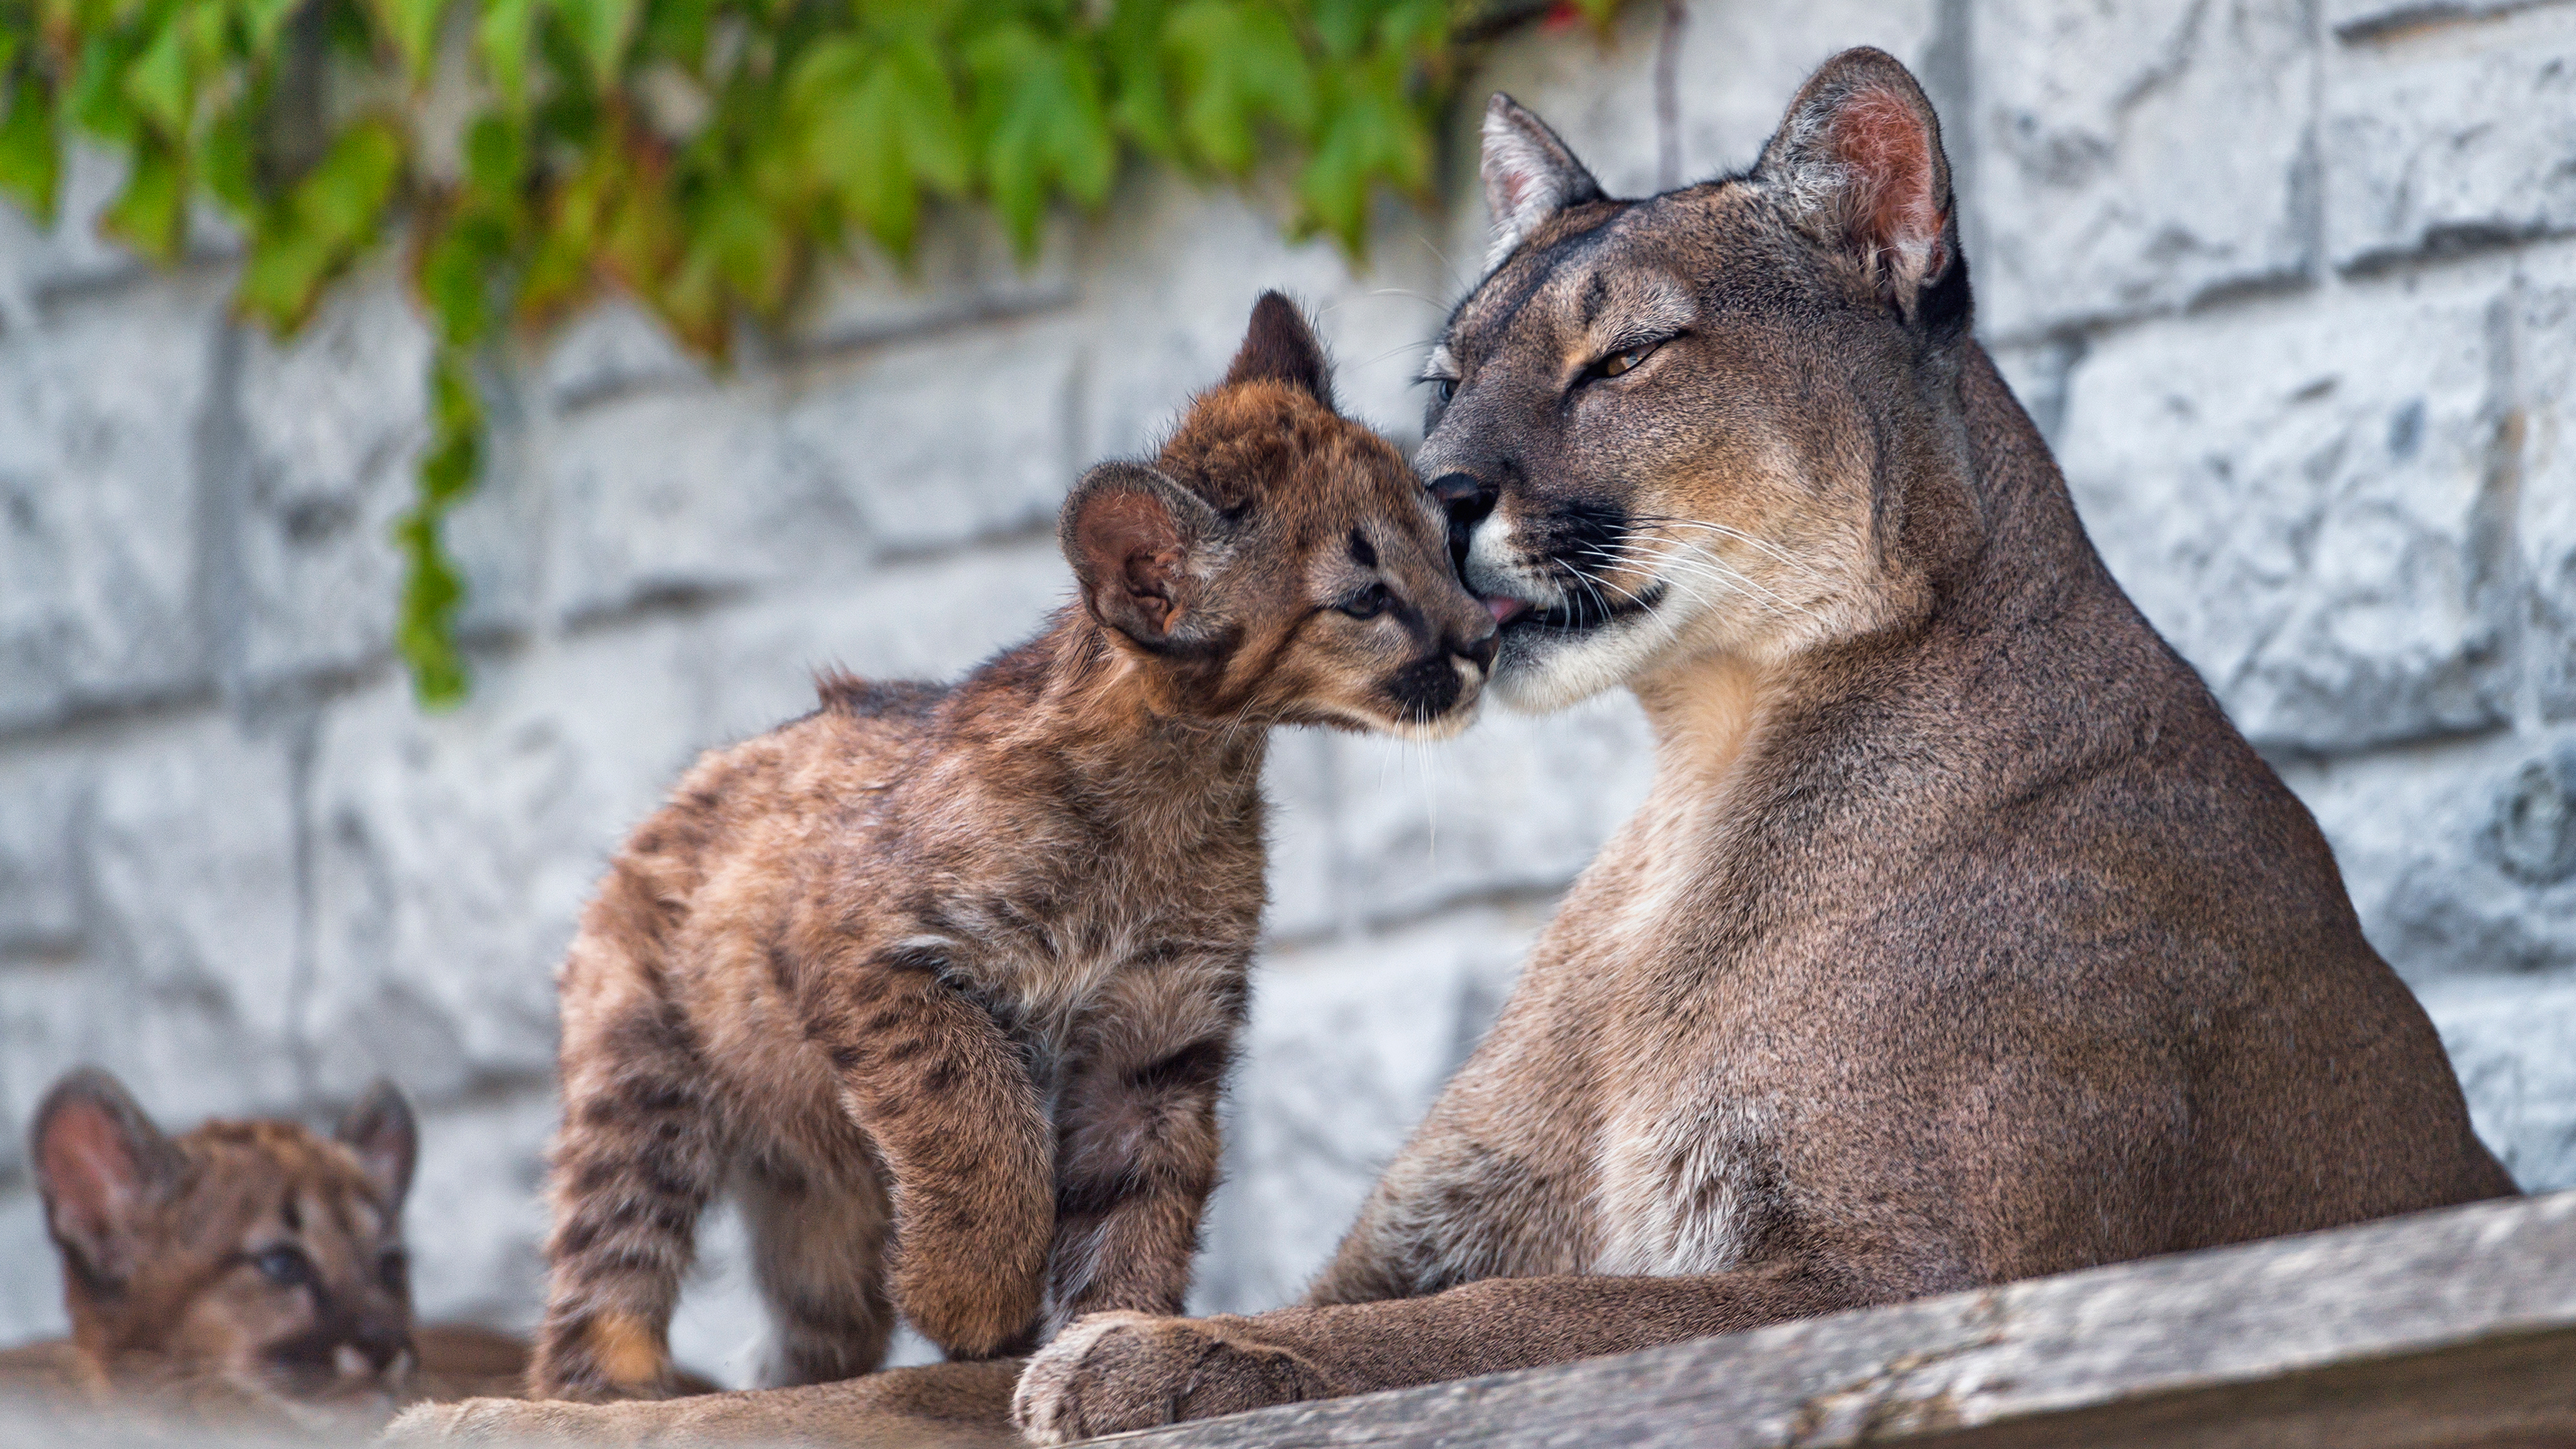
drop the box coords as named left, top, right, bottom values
left=3, top=0, right=2571, bottom=1383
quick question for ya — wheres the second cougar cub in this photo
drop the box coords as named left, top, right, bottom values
left=531, top=294, right=1496, bottom=1399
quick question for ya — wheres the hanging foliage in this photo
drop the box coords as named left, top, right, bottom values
left=0, top=0, right=1618, bottom=704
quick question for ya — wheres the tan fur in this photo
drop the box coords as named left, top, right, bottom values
left=1001, top=53, right=2516, bottom=1440
left=527, top=295, right=1495, bottom=1403
left=0, top=1069, right=561, bottom=1437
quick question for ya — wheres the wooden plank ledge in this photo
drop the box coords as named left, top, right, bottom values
left=1099, top=1189, right=2576, bottom=1448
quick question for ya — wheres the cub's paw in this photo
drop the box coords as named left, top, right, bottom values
left=1011, top=1311, right=1337, bottom=1444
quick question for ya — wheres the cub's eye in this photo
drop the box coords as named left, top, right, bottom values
left=254, top=1246, right=312, bottom=1288
left=1424, top=376, right=1456, bottom=405
left=378, top=1249, right=409, bottom=1295
left=1587, top=340, right=1662, bottom=382
left=1339, top=582, right=1392, bottom=619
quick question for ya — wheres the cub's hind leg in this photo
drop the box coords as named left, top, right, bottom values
left=740, top=1151, right=898, bottom=1387
left=533, top=926, right=730, bottom=1401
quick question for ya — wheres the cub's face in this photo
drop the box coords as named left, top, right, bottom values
left=1419, top=68, right=1972, bottom=712
left=31, top=1071, right=423, bottom=1430
left=1065, top=294, right=1497, bottom=740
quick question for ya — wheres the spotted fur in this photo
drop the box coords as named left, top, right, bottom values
left=527, top=294, right=1495, bottom=1402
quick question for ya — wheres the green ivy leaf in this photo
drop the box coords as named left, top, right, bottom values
left=66, top=31, right=140, bottom=145
left=555, top=0, right=641, bottom=89
left=794, top=35, right=969, bottom=256
left=101, top=135, right=185, bottom=261
left=199, top=94, right=257, bottom=217
left=237, top=0, right=303, bottom=54
left=237, top=118, right=405, bottom=331
left=1164, top=0, right=1313, bottom=174
left=0, top=72, right=62, bottom=225
left=123, top=7, right=191, bottom=137
left=368, top=0, right=452, bottom=83
left=476, top=0, right=536, bottom=107
left=967, top=22, right=1112, bottom=257
left=1299, top=54, right=1429, bottom=256
left=394, top=347, right=480, bottom=707
left=1101, top=0, right=1177, bottom=158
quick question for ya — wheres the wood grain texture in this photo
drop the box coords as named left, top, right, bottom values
left=1091, top=1189, right=2576, bottom=1448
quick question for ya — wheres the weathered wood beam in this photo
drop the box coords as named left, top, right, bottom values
left=1100, top=1189, right=2576, bottom=1448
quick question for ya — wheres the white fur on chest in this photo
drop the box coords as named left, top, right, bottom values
left=1588, top=1090, right=1770, bottom=1277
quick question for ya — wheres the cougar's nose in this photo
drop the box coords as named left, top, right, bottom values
left=1427, top=472, right=1499, bottom=574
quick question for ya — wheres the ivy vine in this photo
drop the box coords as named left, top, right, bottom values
left=0, top=0, right=1607, bottom=704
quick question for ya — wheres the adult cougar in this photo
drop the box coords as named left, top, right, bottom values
left=1007, top=46, right=2515, bottom=1440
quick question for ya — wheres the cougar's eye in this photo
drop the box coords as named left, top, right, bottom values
left=1588, top=340, right=1662, bottom=381
left=1339, top=582, right=1392, bottom=619
left=255, top=1245, right=313, bottom=1288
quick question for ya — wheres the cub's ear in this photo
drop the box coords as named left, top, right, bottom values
left=1060, top=462, right=1222, bottom=650
left=1481, top=93, right=1605, bottom=270
left=1754, top=47, right=1966, bottom=330
left=31, top=1068, right=182, bottom=1289
left=1224, top=292, right=1335, bottom=409
left=335, top=1079, right=418, bottom=1213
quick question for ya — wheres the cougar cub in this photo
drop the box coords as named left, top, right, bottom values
left=531, top=294, right=1496, bottom=1399
left=2, top=1068, right=529, bottom=1434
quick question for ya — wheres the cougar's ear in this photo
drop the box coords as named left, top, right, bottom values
left=1224, top=291, right=1335, bottom=409
left=32, top=1068, right=182, bottom=1289
left=1481, top=93, right=1605, bottom=270
left=335, top=1079, right=418, bottom=1212
left=1755, top=48, right=1966, bottom=330
left=1061, top=462, right=1222, bottom=651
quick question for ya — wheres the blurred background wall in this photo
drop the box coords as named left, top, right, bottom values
left=3, top=0, right=2573, bottom=1383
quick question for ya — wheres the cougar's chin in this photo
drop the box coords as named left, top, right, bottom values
left=1481, top=579, right=1679, bottom=714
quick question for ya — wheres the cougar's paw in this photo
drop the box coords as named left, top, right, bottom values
left=1012, top=1311, right=1336, bottom=1444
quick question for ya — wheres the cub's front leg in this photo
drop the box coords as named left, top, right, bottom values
left=1041, top=963, right=1242, bottom=1328
left=806, top=946, right=1055, bottom=1358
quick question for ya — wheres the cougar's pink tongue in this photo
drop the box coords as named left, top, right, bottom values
left=1486, top=596, right=1533, bottom=625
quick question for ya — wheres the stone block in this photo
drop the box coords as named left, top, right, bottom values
left=2278, top=729, right=2576, bottom=982
left=539, top=301, right=708, bottom=413
left=2325, top=0, right=2533, bottom=37
left=2418, top=972, right=2576, bottom=1193
left=402, top=1087, right=556, bottom=1330
left=785, top=315, right=1080, bottom=555
left=0, top=1185, right=64, bottom=1348
left=2511, top=259, right=2576, bottom=720
left=303, top=631, right=719, bottom=1105
left=1322, top=692, right=1655, bottom=928
left=1262, top=731, right=1344, bottom=943
left=80, top=714, right=304, bottom=1119
left=2324, top=6, right=2576, bottom=271
left=1075, top=169, right=1454, bottom=458
left=1193, top=904, right=1544, bottom=1315
left=0, top=147, right=149, bottom=317
left=1968, top=0, right=2314, bottom=337
left=1452, top=0, right=1941, bottom=209
left=223, top=274, right=432, bottom=688
left=2056, top=280, right=2515, bottom=751
left=790, top=209, right=1076, bottom=357
left=0, top=276, right=224, bottom=729
left=543, top=383, right=869, bottom=625
left=677, top=537, right=1073, bottom=741
left=0, top=753, right=81, bottom=957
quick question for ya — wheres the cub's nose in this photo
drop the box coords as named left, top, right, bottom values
left=1457, top=627, right=1499, bottom=672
